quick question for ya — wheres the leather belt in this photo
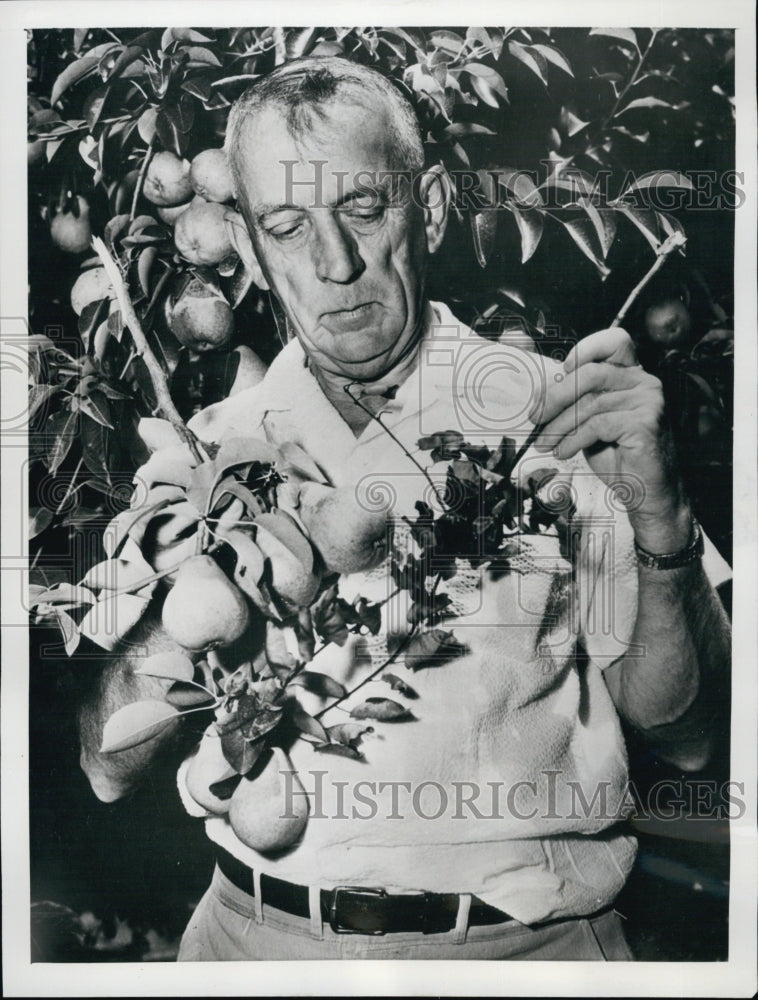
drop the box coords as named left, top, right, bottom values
left=216, top=847, right=514, bottom=935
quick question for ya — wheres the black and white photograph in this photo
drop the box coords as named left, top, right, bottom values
left=2, top=1, right=756, bottom=995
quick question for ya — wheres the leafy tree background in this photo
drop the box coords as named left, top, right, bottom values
left=27, top=26, right=734, bottom=961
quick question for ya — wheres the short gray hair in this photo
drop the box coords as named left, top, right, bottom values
left=224, top=56, right=425, bottom=194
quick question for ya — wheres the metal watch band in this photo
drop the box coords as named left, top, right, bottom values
left=634, top=518, right=704, bottom=570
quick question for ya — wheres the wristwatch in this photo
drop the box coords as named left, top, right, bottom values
left=634, top=517, right=704, bottom=570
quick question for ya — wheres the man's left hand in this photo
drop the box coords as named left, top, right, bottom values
left=529, top=327, right=692, bottom=553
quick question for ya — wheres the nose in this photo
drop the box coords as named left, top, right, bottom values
left=313, top=212, right=365, bottom=284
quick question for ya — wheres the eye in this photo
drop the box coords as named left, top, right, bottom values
left=342, top=203, right=385, bottom=226
left=268, top=221, right=304, bottom=241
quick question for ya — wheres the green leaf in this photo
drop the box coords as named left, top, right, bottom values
left=29, top=507, right=54, bottom=539
left=510, top=205, right=544, bottom=263
left=381, top=673, right=419, bottom=699
left=493, top=168, right=544, bottom=209
left=104, top=213, right=130, bottom=251
left=161, top=27, right=214, bottom=49
left=577, top=198, right=617, bottom=258
left=29, top=383, right=63, bottom=423
left=405, top=628, right=467, bottom=671
left=327, top=722, right=374, bottom=749
left=616, top=97, right=675, bottom=116
left=430, top=29, right=465, bottom=56
left=135, top=650, right=195, bottom=683
left=80, top=416, right=113, bottom=483
left=81, top=556, right=155, bottom=594
left=32, top=582, right=97, bottom=607
left=443, top=122, right=496, bottom=139
left=618, top=170, right=695, bottom=196
left=166, top=684, right=215, bottom=709
left=185, top=45, right=223, bottom=67
left=290, top=701, right=329, bottom=742
left=461, top=63, right=508, bottom=103
left=350, top=698, right=414, bottom=722
left=78, top=390, right=113, bottom=429
left=79, top=593, right=150, bottom=650
left=507, top=41, right=548, bottom=86
left=530, top=43, right=574, bottom=77
left=289, top=672, right=347, bottom=700
left=588, top=27, right=639, bottom=52
left=106, top=44, right=145, bottom=81
left=471, top=210, right=499, bottom=268
left=39, top=608, right=80, bottom=656
left=100, top=699, right=180, bottom=753
left=103, top=499, right=174, bottom=558
left=50, top=47, right=117, bottom=106
left=45, top=409, right=78, bottom=475
left=613, top=203, right=662, bottom=251
left=559, top=218, right=611, bottom=279
left=220, top=729, right=266, bottom=775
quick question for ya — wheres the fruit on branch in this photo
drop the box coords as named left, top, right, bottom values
left=70, top=266, right=115, bottom=316
left=185, top=727, right=239, bottom=815
left=165, top=276, right=235, bottom=352
left=644, top=298, right=692, bottom=348
left=143, top=151, right=193, bottom=206
left=228, top=747, right=309, bottom=852
left=161, top=554, right=251, bottom=652
left=190, top=148, right=234, bottom=203
left=50, top=196, right=91, bottom=253
left=298, top=482, right=392, bottom=575
left=229, top=345, right=268, bottom=395
left=255, top=512, right=321, bottom=611
left=173, top=201, right=235, bottom=265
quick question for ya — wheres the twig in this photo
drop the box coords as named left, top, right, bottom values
left=611, top=231, right=686, bottom=327
left=92, top=236, right=206, bottom=464
left=130, top=134, right=156, bottom=223
left=512, top=229, right=686, bottom=467
left=344, top=383, right=446, bottom=508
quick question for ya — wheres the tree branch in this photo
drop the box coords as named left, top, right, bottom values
left=92, top=236, right=206, bottom=464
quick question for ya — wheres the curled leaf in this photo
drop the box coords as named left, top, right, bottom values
left=134, top=650, right=195, bottom=683
left=404, top=629, right=467, bottom=672
left=381, top=673, right=419, bottom=699
left=289, top=671, right=347, bottom=699
left=100, top=699, right=180, bottom=753
left=350, top=698, right=414, bottom=722
left=327, top=723, right=374, bottom=748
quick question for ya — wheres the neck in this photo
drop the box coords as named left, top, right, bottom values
left=309, top=303, right=432, bottom=436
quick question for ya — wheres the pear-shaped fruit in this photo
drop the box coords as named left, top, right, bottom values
left=50, top=196, right=91, bottom=254
left=299, top=482, right=392, bottom=574
left=229, top=747, right=309, bottom=853
left=255, top=512, right=320, bottom=610
left=190, top=148, right=234, bottom=203
left=70, top=266, right=115, bottom=316
left=143, top=151, right=193, bottom=206
left=165, top=276, right=235, bottom=352
left=162, top=554, right=250, bottom=652
left=173, top=201, right=234, bottom=266
left=185, top=727, right=239, bottom=815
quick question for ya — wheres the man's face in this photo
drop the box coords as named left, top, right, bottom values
left=234, top=101, right=430, bottom=381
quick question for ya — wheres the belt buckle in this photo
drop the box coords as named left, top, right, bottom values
left=329, top=886, right=388, bottom=935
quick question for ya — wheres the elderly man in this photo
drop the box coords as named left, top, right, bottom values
left=79, top=57, right=731, bottom=961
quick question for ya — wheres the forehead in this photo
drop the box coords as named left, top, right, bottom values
left=234, top=102, right=401, bottom=212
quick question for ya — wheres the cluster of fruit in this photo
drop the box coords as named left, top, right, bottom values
left=52, top=144, right=267, bottom=387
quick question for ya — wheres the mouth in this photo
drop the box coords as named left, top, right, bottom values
left=321, top=302, right=379, bottom=332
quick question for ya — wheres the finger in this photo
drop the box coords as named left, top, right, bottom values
left=533, top=389, right=639, bottom=451
left=550, top=410, right=631, bottom=460
left=563, top=328, right=638, bottom=373
left=530, top=361, right=644, bottom=426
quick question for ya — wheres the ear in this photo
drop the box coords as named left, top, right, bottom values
left=417, top=164, right=450, bottom=255
left=225, top=210, right=270, bottom=291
